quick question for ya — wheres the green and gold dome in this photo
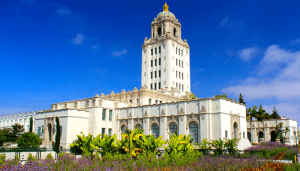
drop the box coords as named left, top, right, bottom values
left=157, top=2, right=176, bottom=19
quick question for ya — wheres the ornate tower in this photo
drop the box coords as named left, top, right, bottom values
left=141, top=3, right=191, bottom=97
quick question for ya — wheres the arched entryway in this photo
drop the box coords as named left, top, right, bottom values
left=247, top=132, right=251, bottom=142
left=271, top=131, right=276, bottom=142
left=233, top=122, right=238, bottom=139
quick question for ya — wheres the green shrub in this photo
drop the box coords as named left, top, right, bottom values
left=26, top=153, right=35, bottom=162
left=13, top=154, right=20, bottom=165
left=46, top=153, right=53, bottom=160
left=0, top=153, right=6, bottom=165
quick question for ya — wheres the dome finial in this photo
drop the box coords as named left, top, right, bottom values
left=163, top=2, right=169, bottom=11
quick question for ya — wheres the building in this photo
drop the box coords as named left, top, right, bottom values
left=247, top=117, right=298, bottom=145
left=0, top=112, right=36, bottom=132
left=1, top=3, right=252, bottom=150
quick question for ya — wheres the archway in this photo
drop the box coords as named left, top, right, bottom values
left=259, top=131, right=264, bottom=142
left=247, top=132, right=251, bottom=142
left=158, top=27, right=162, bottom=37
left=169, top=122, right=177, bottom=136
left=121, top=125, right=127, bottom=134
left=271, top=131, right=276, bottom=142
left=189, top=122, right=198, bottom=143
left=233, top=122, right=238, bottom=139
left=173, top=28, right=176, bottom=37
left=151, top=124, right=159, bottom=138
left=135, top=124, right=142, bottom=131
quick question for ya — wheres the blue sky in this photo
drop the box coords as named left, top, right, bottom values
left=1, top=0, right=300, bottom=126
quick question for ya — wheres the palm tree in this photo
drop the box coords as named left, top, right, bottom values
left=247, top=106, right=257, bottom=143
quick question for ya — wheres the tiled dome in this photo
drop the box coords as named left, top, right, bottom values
left=157, top=2, right=176, bottom=19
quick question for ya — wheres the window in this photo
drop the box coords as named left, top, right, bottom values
left=151, top=49, right=153, bottom=55
left=102, top=128, right=105, bottom=138
left=243, top=132, right=245, bottom=138
left=176, top=59, right=177, bottom=66
left=176, top=71, right=178, bottom=78
left=37, top=127, right=41, bottom=137
left=159, top=58, right=161, bottom=65
left=179, top=72, right=181, bottom=79
left=60, top=126, right=62, bottom=138
left=225, top=131, right=228, bottom=138
left=159, top=47, right=161, bottom=53
left=179, top=84, right=181, bottom=90
left=109, top=110, right=112, bottom=121
left=159, top=70, right=161, bottom=77
left=152, top=124, right=159, bottom=138
left=182, top=61, right=183, bottom=68
left=129, top=99, right=132, bottom=103
left=151, top=72, right=153, bottom=79
left=155, top=48, right=157, bottom=54
left=136, top=124, right=142, bottom=131
left=181, top=50, right=183, bottom=56
left=189, top=122, right=198, bottom=143
left=182, top=85, right=184, bottom=92
left=155, top=59, right=157, bottom=66
left=151, top=60, right=153, bottom=67
left=176, top=83, right=178, bottom=88
left=150, top=84, right=153, bottom=89
left=102, top=109, right=106, bottom=120
left=155, top=100, right=158, bottom=104
left=121, top=125, right=127, bottom=134
left=160, top=101, right=162, bottom=103
left=137, top=99, right=140, bottom=104
left=108, top=129, right=112, bottom=136
left=182, top=73, right=183, bottom=79
left=179, top=60, right=180, bottom=67
left=154, top=83, right=156, bottom=90
left=176, top=47, right=177, bottom=54
left=179, top=49, right=180, bottom=55
left=169, top=123, right=177, bottom=136
left=149, top=99, right=151, bottom=105
left=159, top=82, right=161, bottom=89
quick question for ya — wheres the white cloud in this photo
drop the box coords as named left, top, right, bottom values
left=223, top=45, right=300, bottom=100
left=91, top=45, right=99, bottom=50
left=239, top=47, right=258, bottom=62
left=263, top=102, right=300, bottom=121
left=56, top=8, right=72, bottom=16
left=73, top=34, right=85, bottom=44
left=220, top=18, right=228, bottom=26
left=112, top=49, right=127, bottom=57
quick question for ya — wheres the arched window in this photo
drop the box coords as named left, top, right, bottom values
left=271, top=131, right=276, bottom=142
left=169, top=123, right=177, bottom=136
left=158, top=27, right=162, bottom=37
left=121, top=125, right=127, bottom=134
left=152, top=124, right=159, bottom=138
left=173, top=28, right=176, bottom=37
left=247, top=132, right=251, bottom=142
left=189, top=122, right=198, bottom=143
left=233, top=122, right=238, bottom=139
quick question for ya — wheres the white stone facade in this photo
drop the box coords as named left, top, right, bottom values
left=247, top=118, right=298, bottom=145
left=0, top=112, right=36, bottom=132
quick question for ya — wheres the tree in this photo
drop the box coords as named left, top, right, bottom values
left=254, top=105, right=271, bottom=142
left=17, top=132, right=42, bottom=148
left=0, top=130, right=6, bottom=147
left=69, top=132, right=94, bottom=156
left=271, top=107, right=281, bottom=119
left=54, top=116, right=61, bottom=153
left=247, top=106, right=257, bottom=143
left=2, top=128, right=14, bottom=142
left=275, top=122, right=290, bottom=144
left=11, top=123, right=25, bottom=142
left=189, top=93, right=197, bottom=99
left=238, top=93, right=245, bottom=104
left=29, top=117, right=33, bottom=133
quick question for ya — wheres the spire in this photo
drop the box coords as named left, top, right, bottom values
left=163, top=2, right=169, bottom=11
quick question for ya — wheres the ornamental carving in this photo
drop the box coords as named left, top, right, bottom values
left=179, top=107, right=184, bottom=114
left=144, top=111, right=148, bottom=117
left=201, top=105, right=206, bottom=112
left=149, top=116, right=160, bottom=130
left=180, top=116, right=184, bottom=122
left=201, top=114, right=205, bottom=120
left=114, top=102, right=119, bottom=108
left=99, top=100, right=103, bottom=107
left=92, top=99, right=96, bottom=106
left=186, top=112, right=200, bottom=129
left=265, top=123, right=267, bottom=127
left=134, top=117, right=143, bottom=128
left=119, top=119, right=128, bottom=131
left=161, top=118, right=164, bottom=123
left=230, top=114, right=241, bottom=139
left=42, top=116, right=56, bottom=145
left=86, top=101, right=89, bottom=108
left=128, top=112, right=132, bottom=118
left=161, top=109, right=165, bottom=116
left=167, top=114, right=178, bottom=130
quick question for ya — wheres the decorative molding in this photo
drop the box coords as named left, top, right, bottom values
left=161, top=109, right=165, bottom=116
left=128, top=112, right=132, bottom=118
left=149, top=116, right=160, bottom=130
left=201, top=114, right=205, bottom=120
left=114, top=102, right=119, bottom=108
left=180, top=116, right=184, bottom=122
left=231, top=114, right=241, bottom=139
left=201, top=105, right=206, bottom=112
left=179, top=107, right=184, bottom=114
left=144, top=111, right=148, bottom=117
left=186, top=112, right=200, bottom=129
left=134, top=117, right=143, bottom=128
left=167, top=114, right=178, bottom=130
left=119, top=119, right=128, bottom=131
left=99, top=100, right=103, bottom=107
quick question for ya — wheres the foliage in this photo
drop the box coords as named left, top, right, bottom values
left=69, top=132, right=94, bottom=157
left=189, top=93, right=197, bottom=99
left=197, top=138, right=211, bottom=150
left=117, top=127, right=143, bottom=157
left=46, top=153, right=53, bottom=160
left=69, top=139, right=83, bottom=155
left=214, top=94, right=232, bottom=100
left=29, top=117, right=33, bottom=133
left=239, top=93, right=245, bottom=104
left=26, top=153, right=35, bottom=162
left=53, top=116, right=61, bottom=153
left=271, top=106, right=281, bottom=119
left=0, top=129, right=6, bottom=147
left=210, top=138, right=224, bottom=155
left=275, top=122, right=290, bottom=143
left=136, top=134, right=165, bottom=156
left=224, top=138, right=238, bottom=154
left=13, top=154, right=21, bottom=165
left=2, top=128, right=14, bottom=143
left=0, top=154, right=5, bottom=165
left=164, top=133, right=194, bottom=157
left=17, top=132, right=42, bottom=148
left=11, top=123, right=25, bottom=142
left=90, top=134, right=119, bottom=157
